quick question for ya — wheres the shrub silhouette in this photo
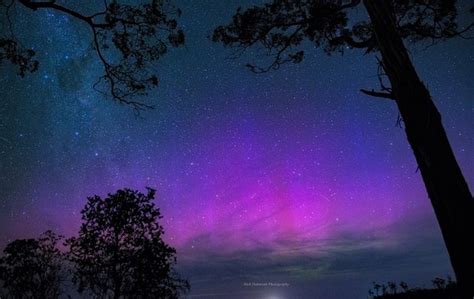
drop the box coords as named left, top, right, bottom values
left=369, top=276, right=460, bottom=299
left=66, top=187, right=189, bottom=299
left=0, top=230, right=64, bottom=299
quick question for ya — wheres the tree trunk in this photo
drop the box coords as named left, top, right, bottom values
left=363, top=0, right=474, bottom=296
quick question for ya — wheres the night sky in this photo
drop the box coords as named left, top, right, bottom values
left=1, top=1, right=473, bottom=298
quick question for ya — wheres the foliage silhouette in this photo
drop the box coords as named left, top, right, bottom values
left=0, top=37, right=38, bottom=77
left=66, top=187, right=189, bottom=299
left=369, top=276, right=460, bottom=298
left=213, top=0, right=474, bottom=294
left=0, top=0, right=184, bottom=111
left=0, top=230, right=64, bottom=299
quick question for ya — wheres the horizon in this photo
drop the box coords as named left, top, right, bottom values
left=1, top=1, right=472, bottom=298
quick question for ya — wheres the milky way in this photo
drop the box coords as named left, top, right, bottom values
left=1, top=1, right=473, bottom=298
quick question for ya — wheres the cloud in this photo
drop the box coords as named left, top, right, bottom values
left=178, top=215, right=452, bottom=298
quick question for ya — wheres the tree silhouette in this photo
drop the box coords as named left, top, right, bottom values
left=388, top=281, right=397, bottom=294
left=399, top=281, right=409, bottom=293
left=213, top=0, right=474, bottom=294
left=66, top=188, right=189, bottom=299
left=0, top=0, right=184, bottom=111
left=370, top=277, right=459, bottom=298
left=0, top=230, right=64, bottom=299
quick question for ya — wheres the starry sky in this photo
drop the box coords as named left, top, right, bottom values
left=0, top=1, right=473, bottom=298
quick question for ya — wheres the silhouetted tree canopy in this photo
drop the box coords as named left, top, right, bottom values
left=0, top=0, right=185, bottom=111
left=213, top=0, right=473, bottom=76
left=66, top=188, right=189, bottom=299
left=0, top=230, right=64, bottom=299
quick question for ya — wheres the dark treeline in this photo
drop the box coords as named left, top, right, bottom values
left=369, top=276, right=461, bottom=299
left=0, top=188, right=189, bottom=299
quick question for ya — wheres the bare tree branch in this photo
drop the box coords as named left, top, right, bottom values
left=360, top=88, right=395, bottom=100
left=2, top=0, right=185, bottom=112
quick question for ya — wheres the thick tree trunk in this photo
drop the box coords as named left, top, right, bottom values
left=363, top=0, right=474, bottom=296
